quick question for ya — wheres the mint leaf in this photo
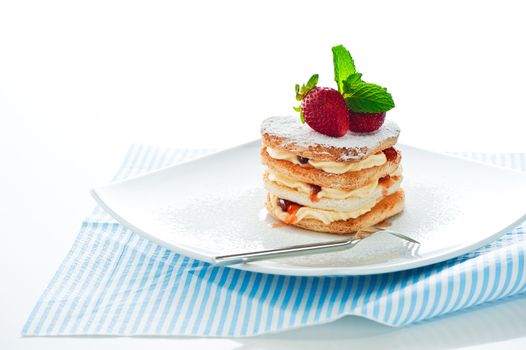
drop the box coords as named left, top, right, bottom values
left=333, top=45, right=395, bottom=112
left=332, top=45, right=356, bottom=92
left=343, top=73, right=363, bottom=88
left=344, top=82, right=395, bottom=112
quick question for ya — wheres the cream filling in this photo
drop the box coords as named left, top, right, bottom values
left=267, top=170, right=378, bottom=200
left=265, top=147, right=386, bottom=174
left=391, top=165, right=402, bottom=177
left=270, top=194, right=376, bottom=225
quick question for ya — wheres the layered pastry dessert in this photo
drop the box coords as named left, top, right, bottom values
left=261, top=44, right=404, bottom=234
left=261, top=116, right=404, bottom=234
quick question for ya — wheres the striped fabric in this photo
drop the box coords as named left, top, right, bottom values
left=22, top=146, right=526, bottom=337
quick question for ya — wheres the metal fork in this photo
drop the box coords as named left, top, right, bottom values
left=213, top=228, right=419, bottom=266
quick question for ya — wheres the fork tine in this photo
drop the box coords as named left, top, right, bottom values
left=382, top=230, right=420, bottom=244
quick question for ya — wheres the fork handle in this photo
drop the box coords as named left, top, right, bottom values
left=213, top=238, right=360, bottom=266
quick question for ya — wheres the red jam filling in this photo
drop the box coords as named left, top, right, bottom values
left=297, top=156, right=309, bottom=164
left=309, top=184, right=322, bottom=202
left=277, top=198, right=302, bottom=224
left=382, top=147, right=397, bottom=162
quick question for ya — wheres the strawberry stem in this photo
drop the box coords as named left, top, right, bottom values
left=294, top=74, right=318, bottom=123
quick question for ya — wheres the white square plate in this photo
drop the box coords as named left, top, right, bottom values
left=91, top=141, right=526, bottom=276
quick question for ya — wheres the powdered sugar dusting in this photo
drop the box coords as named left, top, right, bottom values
left=261, top=116, right=400, bottom=161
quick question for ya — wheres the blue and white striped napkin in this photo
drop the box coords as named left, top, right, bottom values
left=22, top=145, right=526, bottom=337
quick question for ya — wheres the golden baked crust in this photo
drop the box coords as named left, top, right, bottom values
left=260, top=116, right=401, bottom=162
left=261, top=132, right=399, bottom=163
left=261, top=147, right=401, bottom=191
left=265, top=190, right=405, bottom=235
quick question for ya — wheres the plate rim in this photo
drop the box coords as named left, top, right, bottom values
left=91, top=142, right=526, bottom=276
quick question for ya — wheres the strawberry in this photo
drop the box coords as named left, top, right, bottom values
left=302, top=87, right=350, bottom=137
left=348, top=111, right=385, bottom=133
left=294, top=75, right=349, bottom=137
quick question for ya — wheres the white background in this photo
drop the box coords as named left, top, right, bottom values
left=1, top=0, right=526, bottom=349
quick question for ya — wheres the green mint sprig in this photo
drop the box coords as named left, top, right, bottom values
left=332, top=45, right=395, bottom=113
left=332, top=45, right=357, bottom=92
left=293, top=74, right=318, bottom=123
